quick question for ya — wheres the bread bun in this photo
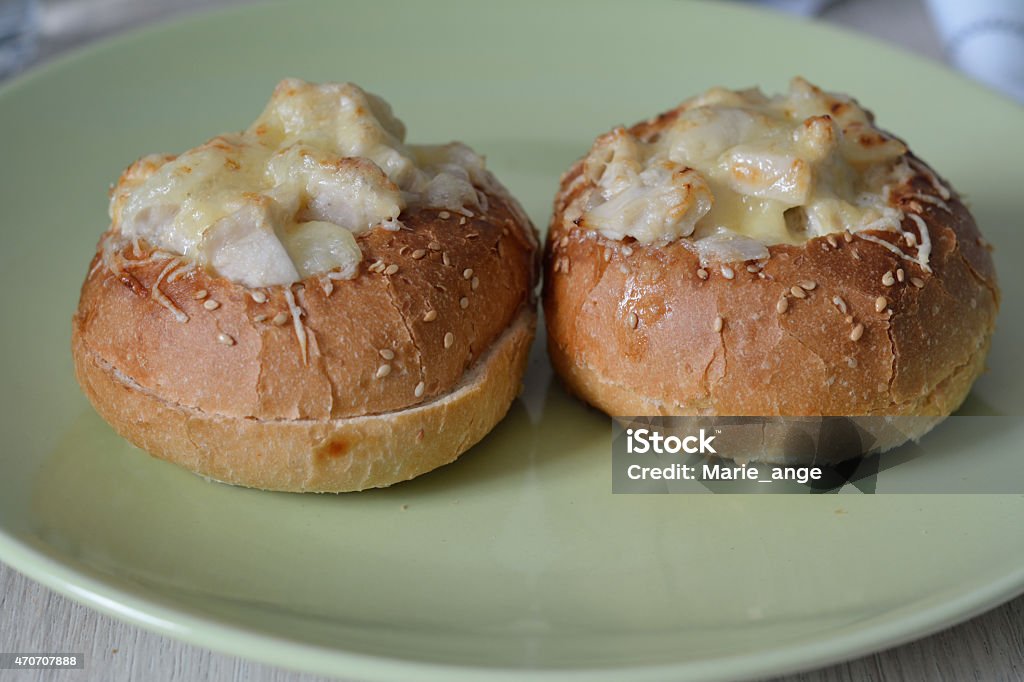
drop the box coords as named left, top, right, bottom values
left=544, top=79, right=999, bottom=462
left=72, top=80, right=538, bottom=492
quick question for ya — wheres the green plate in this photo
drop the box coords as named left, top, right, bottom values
left=1, top=1, right=1022, bottom=679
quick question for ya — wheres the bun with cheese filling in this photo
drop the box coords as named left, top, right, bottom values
left=73, top=79, right=538, bottom=492
left=544, top=78, right=998, bottom=462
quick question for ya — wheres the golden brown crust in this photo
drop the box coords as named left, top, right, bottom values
left=76, top=191, right=535, bottom=420
left=73, top=188, right=539, bottom=491
left=545, top=120, right=999, bottom=423
left=73, top=307, right=535, bottom=492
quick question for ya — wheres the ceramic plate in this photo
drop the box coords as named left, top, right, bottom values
left=0, top=1, right=1021, bottom=680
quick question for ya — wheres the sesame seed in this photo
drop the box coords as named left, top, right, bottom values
left=414, top=381, right=425, bottom=398
left=462, top=268, right=474, bottom=280
left=412, top=249, right=427, bottom=259
left=826, top=235, right=839, bottom=248
left=272, top=312, right=289, bottom=326
left=376, top=364, right=392, bottom=378
left=423, top=310, right=437, bottom=322
left=833, top=296, right=848, bottom=314
left=398, top=246, right=410, bottom=256
left=439, top=210, right=451, bottom=219
left=203, top=299, right=220, bottom=310
left=746, top=264, right=759, bottom=273
left=217, top=333, right=235, bottom=346
left=790, top=286, right=807, bottom=299
left=882, top=271, right=895, bottom=286
left=911, top=277, right=925, bottom=288
left=850, top=323, right=865, bottom=341
left=851, top=250, right=862, bottom=260
left=194, top=289, right=208, bottom=300
left=845, top=314, right=854, bottom=324
left=896, top=268, right=905, bottom=283
left=384, top=264, right=399, bottom=276
left=697, top=268, right=709, bottom=280
left=253, top=314, right=268, bottom=323
left=848, top=357, right=859, bottom=369
left=459, top=217, right=467, bottom=225
left=443, top=332, right=455, bottom=349
left=843, top=231, right=853, bottom=243
left=250, top=291, right=267, bottom=303
left=428, top=241, right=442, bottom=251
left=466, top=233, right=479, bottom=239
left=905, top=233, right=917, bottom=246
left=622, top=246, right=633, bottom=257
left=776, top=297, right=789, bottom=314
left=471, top=276, right=479, bottom=291
left=442, top=252, right=451, bottom=266
left=721, top=266, right=735, bottom=280
left=799, top=280, right=817, bottom=291
left=459, top=297, right=469, bottom=309
left=875, top=296, right=888, bottom=313
left=379, top=349, right=395, bottom=360
left=603, top=248, right=612, bottom=262
left=627, top=311, right=638, bottom=329
left=559, top=236, right=569, bottom=248
left=713, top=316, right=724, bottom=333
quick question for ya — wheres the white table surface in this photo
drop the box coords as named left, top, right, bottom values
left=2, top=1, right=1022, bottom=680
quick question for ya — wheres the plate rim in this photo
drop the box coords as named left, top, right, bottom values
left=2, top=526, right=1023, bottom=681
left=2, top=0, right=1023, bottom=679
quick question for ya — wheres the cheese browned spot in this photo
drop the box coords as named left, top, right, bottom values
left=107, top=79, right=502, bottom=288
left=571, top=78, right=939, bottom=270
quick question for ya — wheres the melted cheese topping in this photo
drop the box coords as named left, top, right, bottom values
left=108, top=79, right=492, bottom=287
left=576, top=78, right=933, bottom=266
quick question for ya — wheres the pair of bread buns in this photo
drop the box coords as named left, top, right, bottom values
left=73, top=79, right=999, bottom=491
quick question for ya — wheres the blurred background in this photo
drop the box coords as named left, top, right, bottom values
left=2, top=0, right=1023, bottom=103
